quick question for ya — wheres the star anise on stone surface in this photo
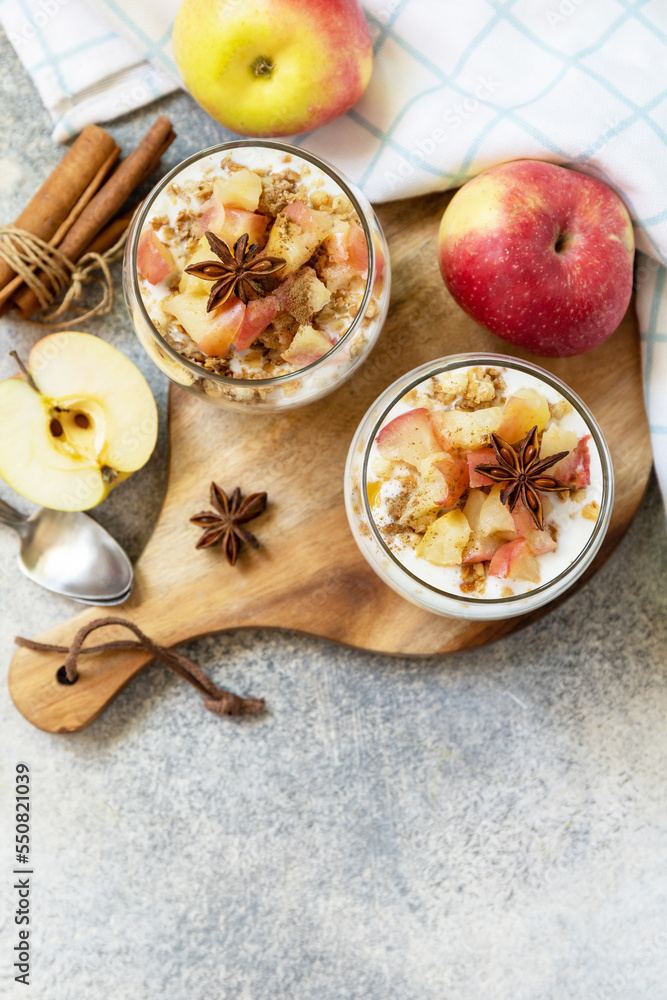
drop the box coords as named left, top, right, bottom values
left=474, top=425, right=571, bottom=530
left=190, top=483, right=268, bottom=566
left=184, top=231, right=286, bottom=312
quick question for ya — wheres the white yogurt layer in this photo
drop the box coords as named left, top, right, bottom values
left=137, top=148, right=373, bottom=384
left=367, top=365, right=605, bottom=599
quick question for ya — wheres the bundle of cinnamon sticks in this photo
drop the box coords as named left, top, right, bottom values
left=0, top=116, right=176, bottom=320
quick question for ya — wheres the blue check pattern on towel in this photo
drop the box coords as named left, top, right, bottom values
left=1, top=0, right=666, bottom=506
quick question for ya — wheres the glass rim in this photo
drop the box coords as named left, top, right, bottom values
left=127, top=138, right=378, bottom=387
left=359, top=352, right=614, bottom=606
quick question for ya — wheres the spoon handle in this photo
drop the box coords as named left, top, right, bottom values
left=0, top=497, right=27, bottom=524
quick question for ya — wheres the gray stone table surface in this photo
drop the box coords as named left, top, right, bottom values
left=0, top=27, right=666, bottom=1000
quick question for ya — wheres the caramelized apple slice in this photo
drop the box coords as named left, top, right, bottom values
left=376, top=409, right=441, bottom=467
left=164, top=292, right=246, bottom=357
left=137, top=228, right=175, bottom=285
left=281, top=325, right=332, bottom=366
left=213, top=170, right=262, bottom=212
left=419, top=451, right=469, bottom=509
left=467, top=447, right=497, bottom=487
left=540, top=424, right=578, bottom=459
left=430, top=406, right=503, bottom=452
left=478, top=485, right=517, bottom=539
left=416, top=509, right=471, bottom=566
left=488, top=539, right=541, bottom=583
left=235, top=295, right=279, bottom=351
left=497, top=388, right=550, bottom=442
left=550, top=435, right=591, bottom=487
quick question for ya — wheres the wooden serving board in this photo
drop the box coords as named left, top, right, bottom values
left=8, top=191, right=652, bottom=733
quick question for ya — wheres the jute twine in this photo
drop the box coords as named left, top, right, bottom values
left=0, top=224, right=129, bottom=325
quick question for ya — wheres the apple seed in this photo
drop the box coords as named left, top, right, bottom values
left=50, top=418, right=63, bottom=438
left=74, top=413, right=90, bottom=429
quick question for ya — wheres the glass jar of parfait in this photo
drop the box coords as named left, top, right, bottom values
left=345, top=354, right=613, bottom=620
left=124, top=139, right=390, bottom=411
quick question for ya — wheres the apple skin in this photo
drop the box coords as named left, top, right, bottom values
left=172, top=0, right=373, bottom=137
left=438, top=160, right=635, bottom=357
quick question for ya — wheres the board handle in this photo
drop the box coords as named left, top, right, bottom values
left=6, top=570, right=183, bottom=732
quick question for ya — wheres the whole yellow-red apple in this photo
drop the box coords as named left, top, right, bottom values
left=172, top=0, right=373, bottom=137
left=438, top=160, right=635, bottom=357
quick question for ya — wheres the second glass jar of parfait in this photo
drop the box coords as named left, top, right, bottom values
left=345, top=354, right=613, bottom=621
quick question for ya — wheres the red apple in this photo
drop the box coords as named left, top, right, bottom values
left=438, top=160, right=634, bottom=357
left=172, top=0, right=373, bottom=137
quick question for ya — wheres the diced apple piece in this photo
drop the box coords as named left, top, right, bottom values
left=179, top=236, right=218, bottom=296
left=461, top=490, right=503, bottom=564
left=525, top=530, right=557, bottom=556
left=399, top=467, right=447, bottom=532
left=324, top=219, right=351, bottom=264
left=281, top=325, right=332, bottom=366
left=478, top=485, right=516, bottom=539
left=497, top=388, right=550, bottom=443
left=467, top=447, right=497, bottom=487
left=416, top=509, right=471, bottom=566
left=345, top=223, right=386, bottom=284
left=213, top=170, right=262, bottom=212
left=264, top=203, right=330, bottom=276
left=263, top=213, right=315, bottom=276
left=540, top=424, right=578, bottom=459
left=511, top=503, right=556, bottom=555
left=319, top=260, right=358, bottom=293
left=217, top=207, right=268, bottom=249
left=376, top=409, right=441, bottom=467
left=165, top=292, right=246, bottom=357
left=551, top=435, right=591, bottom=487
left=274, top=267, right=331, bottom=325
left=198, top=199, right=226, bottom=236
left=283, top=201, right=331, bottom=241
left=235, top=296, right=279, bottom=351
left=419, top=451, right=469, bottom=509
left=430, top=406, right=503, bottom=452
left=489, top=539, right=541, bottom=583
left=137, top=228, right=175, bottom=285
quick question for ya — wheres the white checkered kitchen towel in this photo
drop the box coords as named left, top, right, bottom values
left=1, top=0, right=666, bottom=506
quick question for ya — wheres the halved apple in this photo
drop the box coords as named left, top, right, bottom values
left=0, top=332, right=158, bottom=511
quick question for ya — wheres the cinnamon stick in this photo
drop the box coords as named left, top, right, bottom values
left=82, top=207, right=136, bottom=256
left=0, top=144, right=120, bottom=312
left=0, top=124, right=120, bottom=293
left=14, top=117, right=176, bottom=318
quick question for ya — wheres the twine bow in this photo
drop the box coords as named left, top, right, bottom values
left=15, top=617, right=265, bottom=717
left=0, top=224, right=128, bottom=326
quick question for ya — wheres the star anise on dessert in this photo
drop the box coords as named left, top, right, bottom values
left=474, top=425, right=571, bottom=530
left=184, top=231, right=286, bottom=312
left=190, top=482, right=268, bottom=565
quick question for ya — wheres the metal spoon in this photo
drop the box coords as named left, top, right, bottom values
left=0, top=497, right=133, bottom=604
